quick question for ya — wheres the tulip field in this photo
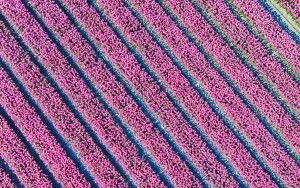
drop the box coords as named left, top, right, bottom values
left=0, top=0, right=299, bottom=187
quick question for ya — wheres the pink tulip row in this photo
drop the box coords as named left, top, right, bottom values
left=0, top=65, right=90, bottom=187
left=26, top=0, right=173, bottom=187
left=195, top=0, right=300, bottom=116
left=231, top=0, right=300, bottom=76
left=0, top=115, right=52, bottom=187
left=279, top=0, right=300, bottom=24
left=151, top=0, right=300, bottom=154
left=60, top=0, right=248, bottom=187
left=129, top=0, right=300, bottom=187
left=0, top=11, right=131, bottom=187
left=32, top=0, right=207, bottom=187
left=90, top=0, right=278, bottom=187
left=0, top=158, right=15, bottom=188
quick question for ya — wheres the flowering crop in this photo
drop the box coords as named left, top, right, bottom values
left=0, top=0, right=299, bottom=187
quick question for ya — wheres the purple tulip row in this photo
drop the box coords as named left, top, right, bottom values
left=279, top=0, right=300, bottom=24
left=94, top=0, right=278, bottom=187
left=0, top=115, right=52, bottom=187
left=196, top=0, right=300, bottom=116
left=0, top=64, right=90, bottom=187
left=153, top=0, right=300, bottom=154
left=129, top=0, right=300, bottom=187
left=0, top=8, right=131, bottom=187
left=231, top=0, right=300, bottom=76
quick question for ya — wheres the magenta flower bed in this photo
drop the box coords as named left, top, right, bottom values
left=0, top=0, right=299, bottom=187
